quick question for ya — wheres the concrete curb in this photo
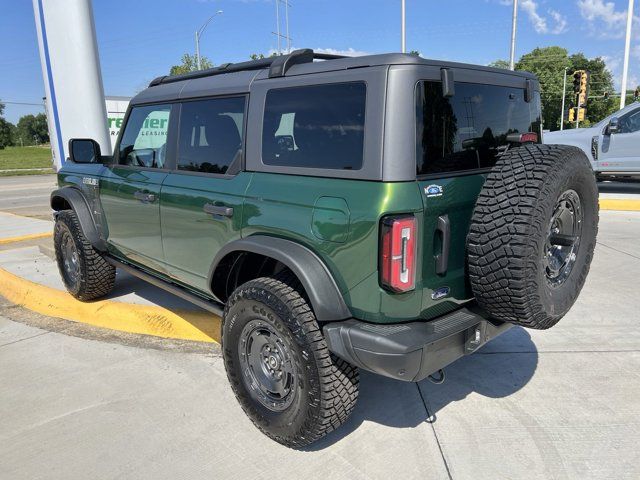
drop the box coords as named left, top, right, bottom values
left=599, top=198, right=640, bottom=211
left=0, top=232, right=52, bottom=245
left=0, top=266, right=220, bottom=343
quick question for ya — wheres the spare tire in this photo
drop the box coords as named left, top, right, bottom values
left=467, top=144, right=599, bottom=329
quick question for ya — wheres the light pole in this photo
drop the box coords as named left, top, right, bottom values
left=195, top=10, right=223, bottom=70
left=620, top=0, right=635, bottom=109
left=401, top=0, right=406, bottom=53
left=560, top=67, right=568, bottom=131
left=509, top=0, right=518, bottom=70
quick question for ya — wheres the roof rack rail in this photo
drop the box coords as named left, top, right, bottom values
left=148, top=49, right=346, bottom=87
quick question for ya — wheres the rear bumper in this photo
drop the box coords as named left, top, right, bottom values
left=323, top=308, right=512, bottom=382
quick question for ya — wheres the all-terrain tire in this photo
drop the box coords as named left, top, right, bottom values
left=467, top=144, right=599, bottom=329
left=53, top=210, right=115, bottom=301
left=222, top=272, right=359, bottom=448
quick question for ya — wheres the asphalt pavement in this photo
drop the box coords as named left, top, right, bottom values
left=0, top=174, right=57, bottom=220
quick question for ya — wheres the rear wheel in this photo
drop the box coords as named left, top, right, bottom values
left=467, top=144, right=599, bottom=329
left=222, top=273, right=359, bottom=448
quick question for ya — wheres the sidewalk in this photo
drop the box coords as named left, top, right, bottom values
left=0, top=212, right=218, bottom=343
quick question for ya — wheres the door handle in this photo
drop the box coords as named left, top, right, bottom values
left=203, top=203, right=234, bottom=218
left=435, top=214, right=450, bottom=275
left=133, top=190, right=156, bottom=203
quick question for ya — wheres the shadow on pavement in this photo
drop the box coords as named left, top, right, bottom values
left=108, top=269, right=207, bottom=311
left=598, top=181, right=640, bottom=194
left=306, top=327, right=538, bottom=450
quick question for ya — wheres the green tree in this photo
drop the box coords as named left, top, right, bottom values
left=249, top=52, right=278, bottom=60
left=516, top=46, right=572, bottom=131
left=0, top=100, right=11, bottom=149
left=169, top=53, right=213, bottom=75
left=16, top=113, right=49, bottom=146
left=488, top=59, right=510, bottom=70
left=0, top=118, right=14, bottom=149
left=514, top=46, right=616, bottom=130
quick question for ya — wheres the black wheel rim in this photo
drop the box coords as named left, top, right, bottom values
left=238, top=319, right=296, bottom=412
left=543, top=189, right=583, bottom=287
left=60, top=231, right=80, bottom=284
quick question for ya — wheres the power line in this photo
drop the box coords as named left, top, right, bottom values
left=1, top=101, right=45, bottom=107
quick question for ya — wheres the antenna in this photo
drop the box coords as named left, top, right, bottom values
left=272, top=0, right=292, bottom=54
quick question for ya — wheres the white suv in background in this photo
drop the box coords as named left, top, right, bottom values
left=544, top=103, right=640, bottom=181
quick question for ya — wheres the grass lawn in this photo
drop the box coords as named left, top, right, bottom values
left=0, top=146, right=55, bottom=176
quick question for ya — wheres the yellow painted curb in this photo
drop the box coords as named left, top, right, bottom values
left=599, top=199, right=640, bottom=212
left=0, top=232, right=52, bottom=245
left=0, top=266, right=220, bottom=343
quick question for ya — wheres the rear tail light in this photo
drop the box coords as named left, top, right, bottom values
left=380, top=215, right=417, bottom=292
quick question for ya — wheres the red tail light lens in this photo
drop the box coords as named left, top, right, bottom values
left=380, top=215, right=417, bottom=292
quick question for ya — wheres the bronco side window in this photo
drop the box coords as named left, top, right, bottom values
left=177, top=97, right=246, bottom=175
left=262, top=82, right=366, bottom=170
left=118, top=104, right=172, bottom=168
left=416, top=81, right=542, bottom=176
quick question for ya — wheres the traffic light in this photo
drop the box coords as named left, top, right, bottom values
left=578, top=71, right=590, bottom=107
left=568, top=107, right=575, bottom=122
left=604, top=91, right=609, bottom=100
left=573, top=71, right=582, bottom=94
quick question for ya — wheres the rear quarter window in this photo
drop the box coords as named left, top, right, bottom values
left=261, top=82, right=366, bottom=170
left=416, top=81, right=542, bottom=176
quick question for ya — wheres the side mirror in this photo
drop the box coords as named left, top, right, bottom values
left=68, top=138, right=101, bottom=163
left=606, top=117, right=620, bottom=135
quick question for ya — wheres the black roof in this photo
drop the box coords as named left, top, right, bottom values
left=131, top=48, right=536, bottom=106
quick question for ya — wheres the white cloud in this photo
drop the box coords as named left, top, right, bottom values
left=577, top=0, right=639, bottom=38
left=499, top=0, right=568, bottom=35
left=520, top=0, right=549, bottom=33
left=268, top=47, right=370, bottom=57
left=313, top=48, right=370, bottom=57
left=548, top=9, right=568, bottom=34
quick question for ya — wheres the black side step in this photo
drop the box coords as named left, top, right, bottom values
left=106, top=256, right=224, bottom=317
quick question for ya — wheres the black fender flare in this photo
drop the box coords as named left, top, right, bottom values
left=50, top=187, right=106, bottom=251
left=209, top=236, right=351, bottom=322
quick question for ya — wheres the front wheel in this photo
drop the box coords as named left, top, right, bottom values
left=222, top=274, right=359, bottom=448
left=53, top=210, right=115, bottom=301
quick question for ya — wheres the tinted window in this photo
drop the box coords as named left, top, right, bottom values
left=118, top=104, right=172, bottom=168
left=177, top=97, right=245, bottom=174
left=416, top=82, right=542, bottom=175
left=262, top=82, right=366, bottom=170
left=619, top=108, right=640, bottom=133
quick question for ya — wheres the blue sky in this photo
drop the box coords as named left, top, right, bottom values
left=1, top=0, right=638, bottom=124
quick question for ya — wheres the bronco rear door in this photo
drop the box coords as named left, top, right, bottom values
left=414, top=78, right=542, bottom=318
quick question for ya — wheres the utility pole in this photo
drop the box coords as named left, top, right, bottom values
left=195, top=10, right=223, bottom=70
left=509, top=0, right=518, bottom=70
left=401, top=0, right=406, bottom=53
left=560, top=67, right=568, bottom=131
left=285, top=0, right=290, bottom=53
left=272, top=0, right=292, bottom=55
left=275, top=0, right=280, bottom=54
left=620, top=0, right=635, bottom=109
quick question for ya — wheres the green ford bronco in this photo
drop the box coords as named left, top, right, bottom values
left=52, top=49, right=599, bottom=447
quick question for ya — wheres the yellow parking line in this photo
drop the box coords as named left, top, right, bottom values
left=0, top=232, right=53, bottom=245
left=0, top=266, right=220, bottom=343
left=599, top=199, right=640, bottom=212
